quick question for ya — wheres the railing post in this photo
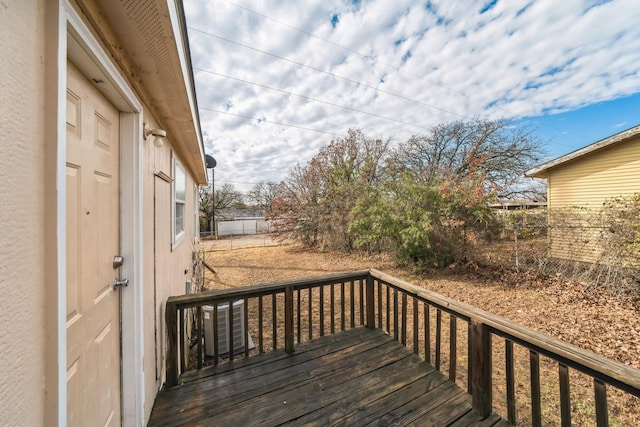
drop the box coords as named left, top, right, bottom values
left=285, top=285, right=295, bottom=353
left=366, top=274, right=375, bottom=329
left=165, top=300, right=178, bottom=387
left=470, top=320, right=492, bottom=418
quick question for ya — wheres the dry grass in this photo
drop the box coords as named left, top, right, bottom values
left=198, top=240, right=640, bottom=426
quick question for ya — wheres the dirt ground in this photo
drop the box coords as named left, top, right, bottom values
left=200, top=237, right=639, bottom=425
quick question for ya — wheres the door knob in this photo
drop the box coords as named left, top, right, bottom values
left=113, top=256, right=124, bottom=269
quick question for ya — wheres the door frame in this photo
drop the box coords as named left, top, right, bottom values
left=55, top=2, right=146, bottom=426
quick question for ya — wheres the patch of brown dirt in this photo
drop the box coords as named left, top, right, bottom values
left=201, top=243, right=396, bottom=289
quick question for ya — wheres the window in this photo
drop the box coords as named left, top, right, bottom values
left=173, top=159, right=186, bottom=247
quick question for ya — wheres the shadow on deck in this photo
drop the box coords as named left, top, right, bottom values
left=149, top=327, right=509, bottom=426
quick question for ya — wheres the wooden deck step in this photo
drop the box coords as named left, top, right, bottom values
left=149, top=327, right=509, bottom=426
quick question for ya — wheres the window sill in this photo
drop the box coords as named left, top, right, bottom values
left=172, top=231, right=185, bottom=252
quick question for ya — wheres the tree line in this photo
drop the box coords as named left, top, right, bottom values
left=202, top=119, right=546, bottom=267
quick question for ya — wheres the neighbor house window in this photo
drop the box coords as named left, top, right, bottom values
left=173, top=159, right=186, bottom=247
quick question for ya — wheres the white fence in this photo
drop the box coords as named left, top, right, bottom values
left=216, top=218, right=272, bottom=237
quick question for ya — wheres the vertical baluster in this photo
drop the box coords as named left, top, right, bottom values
left=308, top=287, right=313, bottom=340
left=244, top=297, right=249, bottom=358
left=296, top=289, right=301, bottom=343
left=393, top=289, right=399, bottom=341
left=424, top=303, right=430, bottom=363
left=330, top=283, right=335, bottom=335
left=340, top=282, right=346, bottom=331
left=366, top=275, right=375, bottom=329
left=179, top=308, right=186, bottom=374
left=319, top=285, right=325, bottom=336
left=228, top=301, right=234, bottom=361
left=505, top=340, right=516, bottom=424
left=559, top=363, right=571, bottom=427
left=350, top=280, right=355, bottom=329
left=359, top=279, right=365, bottom=325
left=401, top=293, right=407, bottom=345
left=197, top=306, right=203, bottom=369
left=258, top=296, right=264, bottom=353
left=594, top=379, right=608, bottom=427
left=530, top=350, right=541, bottom=427
left=377, top=281, right=382, bottom=329
left=385, top=286, right=390, bottom=334
left=467, top=322, right=472, bottom=394
left=449, top=315, right=457, bottom=381
left=272, top=293, right=277, bottom=350
left=285, top=286, right=294, bottom=354
left=412, top=297, right=418, bottom=355
left=435, top=309, right=442, bottom=370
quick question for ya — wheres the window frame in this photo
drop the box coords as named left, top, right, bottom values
left=193, top=184, right=199, bottom=244
left=172, top=157, right=187, bottom=249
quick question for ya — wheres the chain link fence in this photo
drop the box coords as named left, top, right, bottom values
left=462, top=209, right=639, bottom=293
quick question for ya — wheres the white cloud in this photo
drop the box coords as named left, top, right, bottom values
left=184, top=0, right=640, bottom=192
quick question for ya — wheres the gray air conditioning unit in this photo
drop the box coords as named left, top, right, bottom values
left=203, top=300, right=255, bottom=357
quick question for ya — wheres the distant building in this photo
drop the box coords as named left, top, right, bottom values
left=489, top=199, right=546, bottom=210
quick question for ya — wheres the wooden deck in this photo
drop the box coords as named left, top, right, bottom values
left=149, top=327, right=510, bottom=426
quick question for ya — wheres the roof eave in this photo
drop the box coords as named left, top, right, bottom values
left=525, top=124, right=640, bottom=179
left=88, top=0, right=207, bottom=184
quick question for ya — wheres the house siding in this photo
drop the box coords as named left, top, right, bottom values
left=546, top=136, right=640, bottom=262
left=0, top=1, right=47, bottom=425
left=142, top=118, right=201, bottom=421
left=1, top=1, right=204, bottom=425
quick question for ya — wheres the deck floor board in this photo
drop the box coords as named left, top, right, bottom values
left=149, top=328, right=508, bottom=426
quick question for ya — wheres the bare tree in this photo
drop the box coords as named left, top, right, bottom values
left=273, top=121, right=545, bottom=267
left=271, top=163, right=323, bottom=246
left=353, top=119, right=546, bottom=266
left=393, top=119, right=546, bottom=193
left=199, top=182, right=244, bottom=228
left=247, top=181, right=278, bottom=216
left=271, top=129, right=390, bottom=250
left=215, top=183, right=244, bottom=214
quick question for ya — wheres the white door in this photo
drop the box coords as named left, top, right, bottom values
left=66, top=61, right=122, bottom=427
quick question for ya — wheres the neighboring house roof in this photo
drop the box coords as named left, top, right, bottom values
left=71, top=0, right=207, bottom=184
left=525, top=124, right=640, bottom=179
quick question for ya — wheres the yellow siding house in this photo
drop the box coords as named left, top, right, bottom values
left=526, top=125, right=640, bottom=262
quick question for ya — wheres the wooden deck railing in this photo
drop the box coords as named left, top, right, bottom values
left=165, top=269, right=640, bottom=426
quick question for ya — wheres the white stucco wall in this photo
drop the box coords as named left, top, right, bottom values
left=0, top=1, right=47, bottom=425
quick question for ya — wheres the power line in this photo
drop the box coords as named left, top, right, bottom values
left=189, top=16, right=595, bottom=154
left=222, top=0, right=467, bottom=98
left=199, top=106, right=345, bottom=138
left=188, top=26, right=470, bottom=120
left=194, top=67, right=434, bottom=132
left=215, top=1, right=596, bottom=151
left=217, top=179, right=278, bottom=186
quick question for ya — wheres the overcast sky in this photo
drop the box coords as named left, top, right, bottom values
left=184, top=0, right=640, bottom=192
